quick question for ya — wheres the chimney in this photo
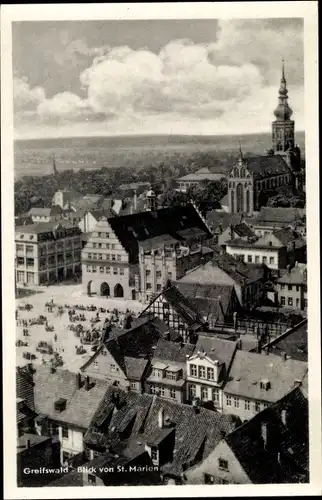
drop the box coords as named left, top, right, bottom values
left=213, top=359, right=220, bottom=382
left=261, top=422, right=268, bottom=449
left=26, top=439, right=31, bottom=449
left=76, top=372, right=82, bottom=390
left=281, top=409, right=287, bottom=427
left=158, top=408, right=164, bottom=429
left=84, top=375, right=90, bottom=391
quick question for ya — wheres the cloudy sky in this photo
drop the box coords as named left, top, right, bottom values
left=12, top=18, right=304, bottom=139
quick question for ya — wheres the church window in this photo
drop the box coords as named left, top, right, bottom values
left=246, top=190, right=250, bottom=214
left=240, top=167, right=246, bottom=177
left=234, top=168, right=239, bottom=178
left=230, top=190, right=235, bottom=213
left=236, top=183, right=244, bottom=213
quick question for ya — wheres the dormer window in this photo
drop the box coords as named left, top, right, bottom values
left=260, top=379, right=271, bottom=391
left=54, top=398, right=67, bottom=412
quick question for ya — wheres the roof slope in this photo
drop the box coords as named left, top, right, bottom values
left=153, top=338, right=195, bottom=363
left=244, top=155, right=291, bottom=179
left=32, top=366, right=108, bottom=428
left=193, top=336, right=238, bottom=367
left=261, top=320, right=308, bottom=362
left=253, top=207, right=306, bottom=225
left=107, top=202, right=212, bottom=262
left=224, top=350, right=308, bottom=402
left=225, top=386, right=309, bottom=483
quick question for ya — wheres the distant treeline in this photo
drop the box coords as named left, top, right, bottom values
left=14, top=150, right=235, bottom=215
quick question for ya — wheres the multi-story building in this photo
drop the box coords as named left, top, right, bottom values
left=222, top=349, right=308, bottom=421
left=28, top=206, right=64, bottom=223
left=81, top=202, right=213, bottom=300
left=186, top=336, right=238, bottom=411
left=177, top=168, right=225, bottom=192
left=17, top=365, right=108, bottom=467
left=275, top=263, right=307, bottom=310
left=145, top=339, right=195, bottom=403
left=247, top=207, right=306, bottom=238
left=225, top=228, right=306, bottom=271
left=177, top=253, right=269, bottom=310
left=185, top=386, right=308, bottom=485
left=15, top=221, right=82, bottom=286
left=139, top=282, right=208, bottom=343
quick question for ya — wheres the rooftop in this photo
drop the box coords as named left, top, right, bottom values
left=277, top=265, right=307, bottom=285
left=225, top=386, right=309, bottom=483
left=224, top=349, right=308, bottom=402
left=153, top=338, right=195, bottom=364
left=252, top=207, right=306, bottom=225
left=17, top=433, right=53, bottom=454
left=32, top=365, right=109, bottom=428
left=261, top=320, right=308, bottom=362
left=192, top=335, right=238, bottom=368
left=234, top=155, right=291, bottom=180
left=15, top=220, right=80, bottom=235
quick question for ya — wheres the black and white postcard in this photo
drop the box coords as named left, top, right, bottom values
left=1, top=2, right=321, bottom=498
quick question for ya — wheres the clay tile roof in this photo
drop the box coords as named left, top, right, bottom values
left=245, top=155, right=291, bottom=179
left=193, top=335, right=238, bottom=366
left=153, top=338, right=195, bottom=363
left=225, top=386, right=309, bottom=483
left=224, top=350, right=308, bottom=402
left=123, top=357, right=149, bottom=381
left=32, top=365, right=108, bottom=428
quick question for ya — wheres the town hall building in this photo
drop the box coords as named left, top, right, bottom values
left=228, top=62, right=302, bottom=215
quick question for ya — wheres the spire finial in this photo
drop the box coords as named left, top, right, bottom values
left=52, top=153, right=58, bottom=176
left=281, top=58, right=285, bottom=81
left=239, top=142, right=243, bottom=160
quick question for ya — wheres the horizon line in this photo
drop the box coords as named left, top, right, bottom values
left=14, top=130, right=306, bottom=142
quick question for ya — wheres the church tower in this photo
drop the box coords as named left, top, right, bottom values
left=272, top=60, right=295, bottom=154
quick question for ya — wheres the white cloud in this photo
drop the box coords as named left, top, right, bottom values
left=13, top=19, right=304, bottom=137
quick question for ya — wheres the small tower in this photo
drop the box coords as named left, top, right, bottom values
left=272, top=59, right=295, bottom=154
left=146, top=187, right=157, bottom=212
left=52, top=154, right=58, bottom=177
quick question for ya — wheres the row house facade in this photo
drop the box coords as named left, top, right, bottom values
left=15, top=222, right=82, bottom=286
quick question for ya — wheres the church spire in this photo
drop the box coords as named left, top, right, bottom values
left=238, top=142, right=244, bottom=165
left=274, top=59, right=293, bottom=121
left=52, top=154, right=58, bottom=177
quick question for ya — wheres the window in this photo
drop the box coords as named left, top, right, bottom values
left=106, top=244, right=110, bottom=249
left=280, top=284, right=285, bottom=290
left=269, top=257, right=275, bottom=264
left=255, top=255, right=260, bottom=263
left=92, top=266, right=97, bottom=273
left=169, top=389, right=176, bottom=399
left=98, top=253, right=103, bottom=260
left=99, top=266, right=104, bottom=273
left=130, top=381, right=136, bottom=390
left=88, top=253, right=92, bottom=259
left=150, top=386, right=158, bottom=394
left=110, top=364, right=119, bottom=372
left=198, top=366, right=206, bottom=379
left=151, top=447, right=158, bottom=461
left=146, top=283, right=152, bottom=290
left=288, top=285, right=292, bottom=291
left=254, top=402, right=261, bottom=413
left=296, top=285, right=300, bottom=292
left=247, top=255, right=252, bottom=263
left=212, top=389, right=220, bottom=402
left=17, top=271, right=24, bottom=282
left=166, top=371, right=177, bottom=381
left=218, top=458, right=229, bottom=471
left=157, top=284, right=162, bottom=291
left=62, top=425, right=69, bottom=438
left=190, top=364, right=197, bottom=377
left=93, top=243, right=97, bottom=248
left=106, top=266, right=111, bottom=274
left=111, top=244, right=115, bottom=249
left=16, top=244, right=24, bottom=252
left=159, top=387, right=165, bottom=397
left=92, top=253, right=97, bottom=259
left=296, top=298, right=300, bottom=307
left=207, top=367, right=214, bottom=380
left=120, top=268, right=124, bottom=275
left=262, top=256, right=267, bottom=264
left=281, top=296, right=285, bottom=306
left=204, top=473, right=215, bottom=484
left=86, top=265, right=91, bottom=272
left=26, top=245, right=34, bottom=253
left=152, top=368, right=162, bottom=378
left=189, top=384, right=196, bottom=397
left=226, top=395, right=232, bottom=406
left=117, top=255, right=121, bottom=261
left=304, top=299, right=308, bottom=308
left=244, top=399, right=251, bottom=411
left=17, top=257, right=25, bottom=266
left=156, top=270, right=162, bottom=278
left=88, top=474, right=96, bottom=485
left=288, top=297, right=293, bottom=306
left=201, top=387, right=208, bottom=401
left=113, top=267, right=118, bottom=275
left=146, top=269, right=151, bottom=276
left=98, top=243, right=102, bottom=248
left=112, top=254, right=116, bottom=261
left=233, top=397, right=240, bottom=408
